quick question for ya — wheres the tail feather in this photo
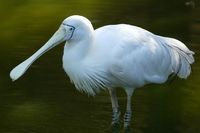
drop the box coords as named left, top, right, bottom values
left=159, top=37, right=195, bottom=79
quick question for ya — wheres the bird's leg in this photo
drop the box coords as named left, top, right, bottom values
left=108, top=88, right=121, bottom=125
left=124, top=88, right=134, bottom=131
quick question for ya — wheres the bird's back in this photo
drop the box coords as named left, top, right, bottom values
left=93, top=24, right=194, bottom=88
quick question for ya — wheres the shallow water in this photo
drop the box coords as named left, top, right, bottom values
left=0, top=0, right=200, bottom=133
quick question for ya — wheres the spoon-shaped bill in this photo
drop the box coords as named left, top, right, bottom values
left=10, top=27, right=66, bottom=81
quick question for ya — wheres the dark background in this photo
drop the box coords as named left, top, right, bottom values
left=0, top=0, right=200, bottom=133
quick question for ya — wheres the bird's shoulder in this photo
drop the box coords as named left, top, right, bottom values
left=93, top=24, right=163, bottom=66
left=94, top=24, right=155, bottom=48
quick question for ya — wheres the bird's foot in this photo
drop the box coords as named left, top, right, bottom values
left=123, top=111, right=132, bottom=132
left=111, top=108, right=121, bottom=133
left=124, top=125, right=131, bottom=133
left=111, top=122, right=120, bottom=133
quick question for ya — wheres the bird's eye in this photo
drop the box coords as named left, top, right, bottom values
left=69, top=27, right=74, bottom=31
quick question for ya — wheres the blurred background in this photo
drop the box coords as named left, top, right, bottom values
left=0, top=0, right=199, bottom=133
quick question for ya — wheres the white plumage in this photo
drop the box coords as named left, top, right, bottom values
left=10, top=15, right=194, bottom=131
left=63, top=22, right=194, bottom=95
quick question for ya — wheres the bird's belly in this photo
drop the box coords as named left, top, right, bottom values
left=110, top=66, right=169, bottom=89
left=109, top=51, right=172, bottom=88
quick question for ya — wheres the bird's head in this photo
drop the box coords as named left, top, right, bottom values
left=62, top=15, right=94, bottom=41
left=10, top=15, right=93, bottom=81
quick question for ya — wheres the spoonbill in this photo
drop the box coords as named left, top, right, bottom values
left=10, top=15, right=194, bottom=132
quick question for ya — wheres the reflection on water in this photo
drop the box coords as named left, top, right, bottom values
left=0, top=0, right=200, bottom=133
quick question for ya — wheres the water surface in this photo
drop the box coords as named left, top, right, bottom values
left=0, top=0, right=200, bottom=133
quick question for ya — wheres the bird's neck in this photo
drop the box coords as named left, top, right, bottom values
left=62, top=32, right=94, bottom=73
left=62, top=33, right=99, bottom=93
left=64, top=35, right=94, bottom=60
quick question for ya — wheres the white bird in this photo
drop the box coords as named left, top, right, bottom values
left=10, top=15, right=194, bottom=132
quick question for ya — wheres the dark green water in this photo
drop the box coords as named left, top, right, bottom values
left=0, top=0, right=200, bottom=133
